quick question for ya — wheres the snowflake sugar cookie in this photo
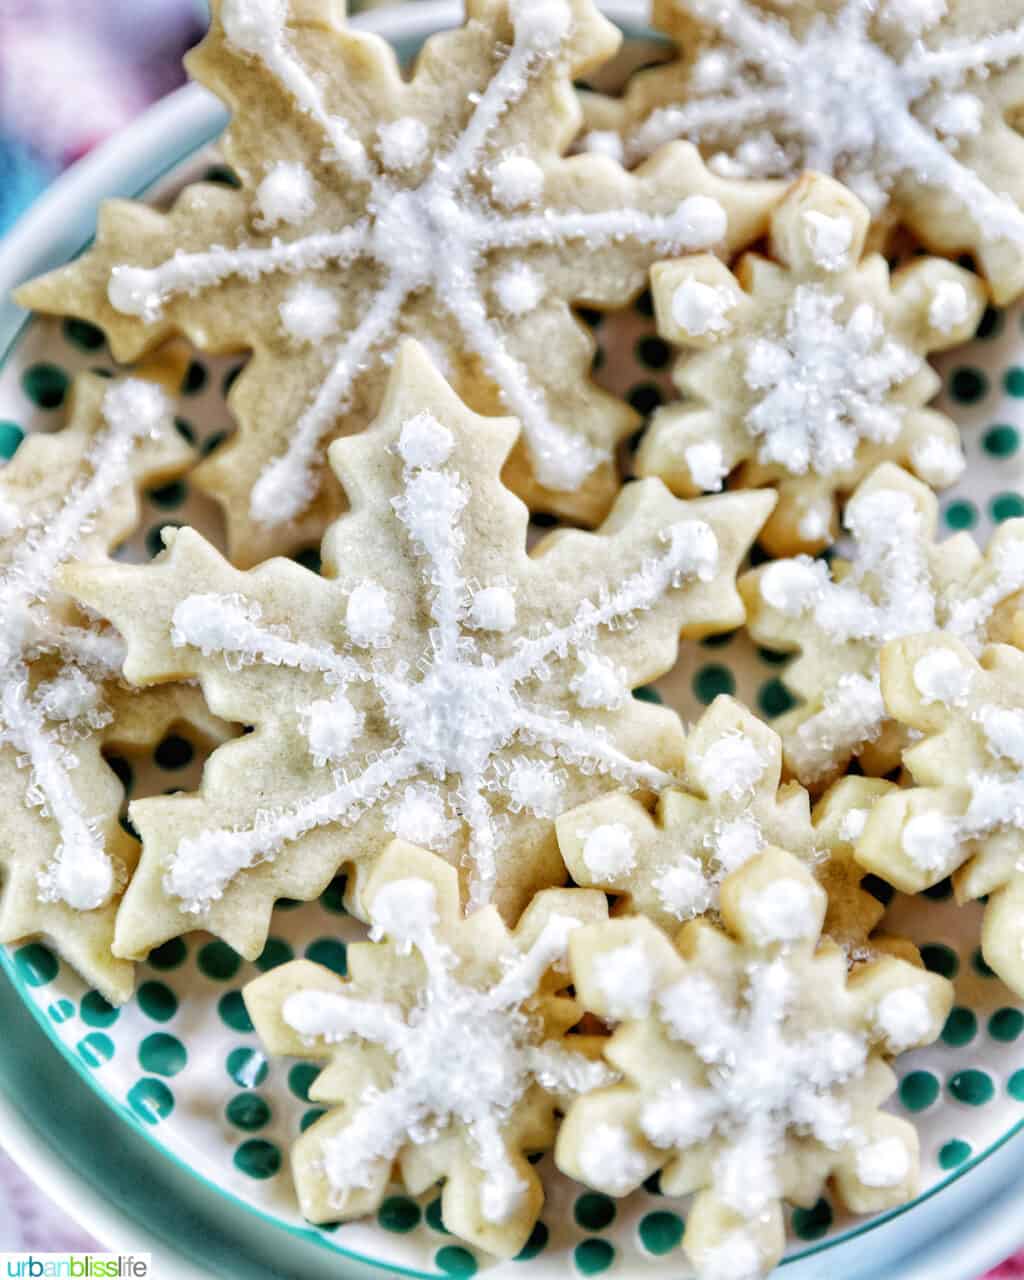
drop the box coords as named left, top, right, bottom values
left=244, top=841, right=613, bottom=1257
left=858, top=634, right=1024, bottom=998
left=18, top=0, right=777, bottom=566
left=556, top=693, right=890, bottom=952
left=63, top=343, right=774, bottom=962
left=556, top=847, right=952, bottom=1280
left=741, top=463, right=1024, bottom=788
left=636, top=174, right=984, bottom=556
left=582, top=0, right=1024, bottom=303
left=0, top=371, right=223, bottom=1002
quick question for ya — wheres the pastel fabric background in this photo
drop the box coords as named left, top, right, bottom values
left=0, top=1, right=1022, bottom=1274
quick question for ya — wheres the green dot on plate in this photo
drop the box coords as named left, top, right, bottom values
left=791, top=1198, right=832, bottom=1241
left=147, top=479, right=187, bottom=510
left=289, top=1062, right=319, bottom=1101
left=515, top=1222, right=549, bottom=1261
left=939, top=1139, right=972, bottom=1170
left=756, top=646, right=790, bottom=667
left=14, top=942, right=58, bottom=987
left=1008, top=1069, right=1024, bottom=1100
left=574, top=1240, right=614, bottom=1275
left=198, top=939, right=242, bottom=981
left=633, top=684, right=663, bottom=705
left=920, top=943, right=959, bottom=979
left=320, top=876, right=348, bottom=914
left=204, top=163, right=241, bottom=188
left=305, top=938, right=347, bottom=975
left=181, top=360, right=208, bottom=395
left=292, top=547, right=322, bottom=575
left=634, top=335, right=671, bottom=370
left=700, top=631, right=735, bottom=650
left=574, top=1192, right=615, bottom=1231
left=127, top=1078, right=174, bottom=1125
left=643, top=1170, right=663, bottom=1196
left=0, top=421, right=24, bottom=459
left=922, top=878, right=953, bottom=901
left=436, top=1246, right=478, bottom=1278
left=758, top=677, right=796, bottom=718
left=223, top=365, right=243, bottom=396
left=218, top=990, right=254, bottom=1033
left=1005, top=366, right=1024, bottom=397
left=138, top=1032, right=187, bottom=1077
left=226, top=1093, right=271, bottom=1131
left=972, top=948, right=996, bottom=978
left=989, top=1008, right=1024, bottom=1042
left=48, top=999, right=74, bottom=1024
left=638, top=1210, right=683, bottom=1255
left=426, top=1198, right=450, bottom=1235
left=233, top=1138, right=281, bottom=1179
left=941, top=1007, right=977, bottom=1047
left=148, top=938, right=187, bottom=970
left=78, top=1032, right=115, bottom=1068
left=80, top=990, right=119, bottom=1028
left=977, top=306, right=1003, bottom=339
left=202, top=429, right=228, bottom=457
left=983, top=424, right=1020, bottom=457
left=174, top=416, right=195, bottom=445
left=300, top=1107, right=326, bottom=1132
left=943, top=499, right=978, bottom=531
left=137, top=979, right=178, bottom=1022
left=948, top=1069, right=995, bottom=1106
left=378, top=1196, right=421, bottom=1233
left=22, top=362, right=69, bottom=409
left=154, top=735, right=194, bottom=770
left=692, top=664, right=735, bottom=705
left=227, top=1046, right=268, bottom=1088
left=256, top=937, right=294, bottom=971
left=990, top=492, right=1024, bottom=523
left=949, top=366, right=989, bottom=403
left=627, top=383, right=662, bottom=416
left=900, top=1070, right=940, bottom=1112
left=62, top=317, right=105, bottom=351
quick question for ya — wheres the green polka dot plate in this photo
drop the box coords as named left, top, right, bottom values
left=2, top=4, right=1024, bottom=1277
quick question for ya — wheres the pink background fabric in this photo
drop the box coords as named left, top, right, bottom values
left=0, top=1, right=1020, bottom=1273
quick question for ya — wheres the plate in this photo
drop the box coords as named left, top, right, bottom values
left=2, top=4, right=1024, bottom=1277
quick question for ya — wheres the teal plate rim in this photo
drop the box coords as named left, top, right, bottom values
left=1, top=2, right=1023, bottom=1275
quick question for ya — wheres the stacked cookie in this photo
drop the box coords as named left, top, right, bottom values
left=7, top=1, right=1024, bottom=1276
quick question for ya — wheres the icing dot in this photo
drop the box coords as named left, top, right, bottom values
left=901, top=812, right=959, bottom=872
left=377, top=118, right=429, bottom=171
left=495, top=264, right=545, bottom=316
left=685, top=440, right=727, bottom=491
left=759, top=559, right=821, bottom=615
left=978, top=704, right=1024, bottom=765
left=234, top=1138, right=282, bottom=1179
left=913, top=648, right=972, bottom=705
left=489, top=155, right=544, bottom=208
left=346, top=581, right=394, bottom=647
left=469, top=586, right=516, bottom=632
left=638, top=1210, right=683, bottom=1255
left=875, top=986, right=933, bottom=1051
left=928, top=279, right=970, bottom=332
left=571, top=652, right=626, bottom=710
left=855, top=1137, right=911, bottom=1188
left=740, top=878, right=818, bottom=945
left=398, top=412, right=454, bottom=469
left=594, top=941, right=653, bottom=1020
left=511, top=0, right=572, bottom=52
left=653, top=856, right=711, bottom=919
left=802, top=210, right=853, bottom=271
left=305, top=692, right=364, bottom=765
left=389, top=784, right=456, bottom=850
left=910, top=436, right=964, bottom=487
left=582, top=824, right=636, bottom=880
left=694, top=732, right=765, bottom=799
left=578, top=1124, right=647, bottom=1196
left=255, top=162, right=315, bottom=227
left=280, top=282, right=340, bottom=343
left=584, top=131, right=625, bottom=163
left=671, top=278, right=735, bottom=337
left=938, top=1139, right=971, bottom=1169
left=138, top=1032, right=187, bottom=1077
left=127, top=1078, right=174, bottom=1124
left=574, top=1192, right=616, bottom=1230
left=838, top=807, right=869, bottom=842
left=221, top=0, right=287, bottom=54
left=507, top=757, right=563, bottom=816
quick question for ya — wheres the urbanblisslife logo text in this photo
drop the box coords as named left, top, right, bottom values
left=2, top=1256, right=151, bottom=1278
